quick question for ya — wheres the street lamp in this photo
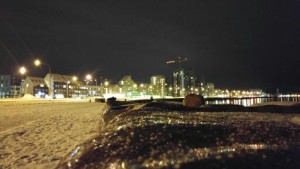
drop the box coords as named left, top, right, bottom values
left=104, top=80, right=109, bottom=94
left=85, top=74, right=92, bottom=96
left=72, top=76, right=79, bottom=97
left=34, top=60, right=41, bottom=66
left=34, top=59, right=51, bottom=73
left=34, top=59, right=52, bottom=98
left=66, top=81, right=70, bottom=98
left=19, top=66, right=27, bottom=75
left=85, top=74, right=92, bottom=85
left=19, top=66, right=27, bottom=96
left=72, top=76, right=78, bottom=82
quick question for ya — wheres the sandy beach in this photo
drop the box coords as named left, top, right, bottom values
left=0, top=101, right=105, bottom=169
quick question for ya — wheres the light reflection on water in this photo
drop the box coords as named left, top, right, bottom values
left=205, top=97, right=300, bottom=107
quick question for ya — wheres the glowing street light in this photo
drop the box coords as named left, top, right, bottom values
left=19, top=66, right=27, bottom=75
left=85, top=74, right=93, bottom=96
left=104, top=80, right=109, bottom=94
left=34, top=59, right=51, bottom=73
left=86, top=74, right=92, bottom=81
left=33, top=59, right=52, bottom=98
left=71, top=76, right=79, bottom=97
left=34, top=59, right=41, bottom=66
left=72, top=76, right=78, bottom=82
left=19, top=66, right=27, bottom=96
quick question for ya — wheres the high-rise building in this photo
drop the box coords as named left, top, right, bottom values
left=206, top=83, right=215, bottom=96
left=172, top=69, right=197, bottom=97
left=150, top=75, right=166, bottom=97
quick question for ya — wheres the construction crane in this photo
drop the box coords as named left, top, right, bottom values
left=166, top=57, right=188, bottom=70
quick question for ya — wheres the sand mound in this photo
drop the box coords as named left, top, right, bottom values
left=22, top=94, right=37, bottom=99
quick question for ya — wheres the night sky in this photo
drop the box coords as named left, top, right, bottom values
left=1, top=0, right=299, bottom=92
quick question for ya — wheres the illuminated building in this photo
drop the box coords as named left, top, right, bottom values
left=0, top=75, right=23, bottom=98
left=117, top=75, right=138, bottom=97
left=23, top=77, right=48, bottom=98
left=250, top=89, right=263, bottom=96
left=206, top=83, right=215, bottom=96
left=172, top=69, right=197, bottom=97
left=44, top=73, right=87, bottom=98
left=85, top=85, right=103, bottom=97
left=150, top=75, right=166, bottom=97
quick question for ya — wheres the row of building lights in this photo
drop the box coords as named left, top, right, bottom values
left=18, top=59, right=108, bottom=84
left=18, top=59, right=110, bottom=97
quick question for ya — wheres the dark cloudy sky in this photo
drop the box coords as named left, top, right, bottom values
left=0, top=0, right=299, bottom=92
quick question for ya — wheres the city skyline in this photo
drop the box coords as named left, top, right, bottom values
left=0, top=72, right=269, bottom=99
left=1, top=0, right=299, bottom=92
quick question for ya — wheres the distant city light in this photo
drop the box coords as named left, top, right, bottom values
left=34, top=59, right=41, bottom=66
left=19, top=66, right=27, bottom=75
left=86, top=74, right=92, bottom=81
left=72, top=76, right=78, bottom=81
